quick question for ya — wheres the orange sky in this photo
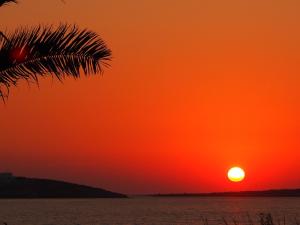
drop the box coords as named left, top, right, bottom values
left=0, top=0, right=299, bottom=194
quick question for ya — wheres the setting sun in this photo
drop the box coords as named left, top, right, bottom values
left=1, top=0, right=300, bottom=224
left=228, top=167, right=245, bottom=182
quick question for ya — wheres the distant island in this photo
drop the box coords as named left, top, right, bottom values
left=0, top=173, right=127, bottom=198
left=151, top=189, right=300, bottom=197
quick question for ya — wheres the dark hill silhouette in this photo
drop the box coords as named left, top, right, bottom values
left=151, top=189, right=300, bottom=197
left=0, top=174, right=126, bottom=198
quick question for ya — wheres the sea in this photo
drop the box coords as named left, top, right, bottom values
left=0, top=197, right=299, bottom=225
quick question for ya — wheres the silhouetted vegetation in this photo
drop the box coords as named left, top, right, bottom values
left=200, top=214, right=299, bottom=225
left=0, top=0, right=17, bottom=7
left=0, top=0, right=111, bottom=100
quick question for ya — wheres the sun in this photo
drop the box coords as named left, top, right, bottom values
left=227, top=167, right=245, bottom=182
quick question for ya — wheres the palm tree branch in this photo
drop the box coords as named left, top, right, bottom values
left=0, top=24, right=111, bottom=96
left=0, top=0, right=17, bottom=7
left=0, top=52, right=109, bottom=82
left=0, top=32, right=8, bottom=42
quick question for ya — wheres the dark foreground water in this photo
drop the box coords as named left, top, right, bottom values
left=0, top=197, right=299, bottom=225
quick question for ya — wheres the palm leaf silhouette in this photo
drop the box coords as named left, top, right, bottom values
left=0, top=0, right=17, bottom=6
left=0, top=24, right=111, bottom=97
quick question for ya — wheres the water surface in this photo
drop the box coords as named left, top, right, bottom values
left=0, top=197, right=299, bottom=225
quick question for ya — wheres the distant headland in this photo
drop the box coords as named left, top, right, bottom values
left=150, top=189, right=300, bottom=197
left=0, top=173, right=127, bottom=198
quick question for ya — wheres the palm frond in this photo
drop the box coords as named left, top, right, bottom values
left=0, top=24, right=111, bottom=98
left=0, top=0, right=17, bottom=7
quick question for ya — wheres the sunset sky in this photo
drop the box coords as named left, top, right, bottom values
left=0, top=0, right=299, bottom=194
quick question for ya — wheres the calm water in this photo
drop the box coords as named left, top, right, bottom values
left=0, top=197, right=299, bottom=225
